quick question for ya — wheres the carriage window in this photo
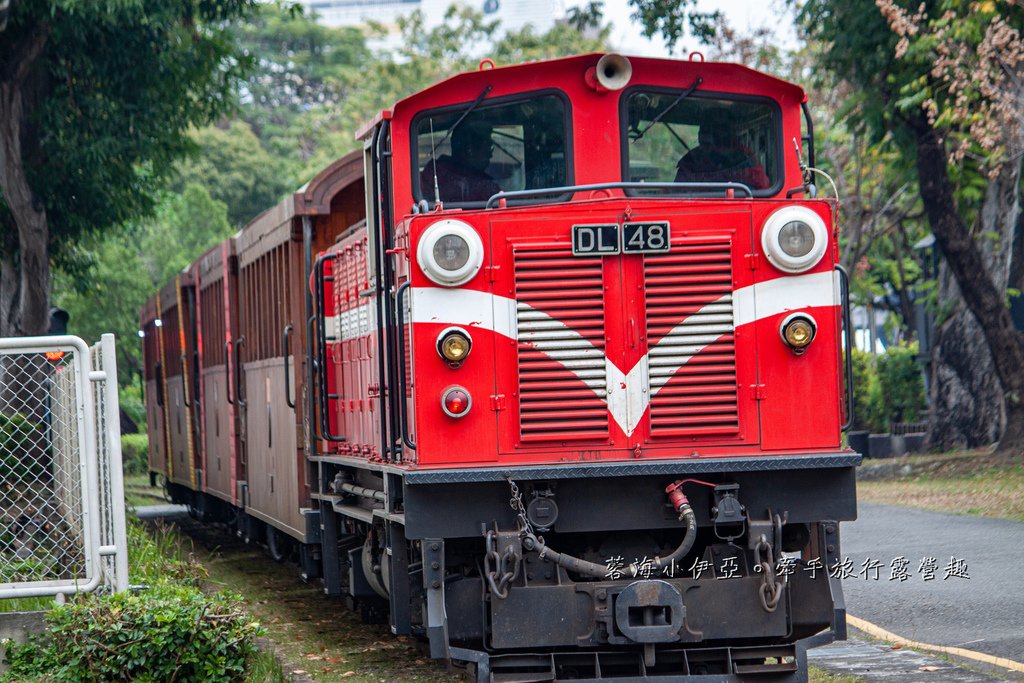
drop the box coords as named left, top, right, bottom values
left=414, top=93, right=569, bottom=207
left=623, top=89, right=780, bottom=195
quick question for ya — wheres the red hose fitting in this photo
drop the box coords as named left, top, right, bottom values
left=665, top=480, right=690, bottom=514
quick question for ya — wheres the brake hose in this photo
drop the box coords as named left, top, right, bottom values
left=523, top=503, right=697, bottom=580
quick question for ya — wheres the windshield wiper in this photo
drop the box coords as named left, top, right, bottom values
left=424, top=84, right=492, bottom=206
left=631, top=77, right=703, bottom=143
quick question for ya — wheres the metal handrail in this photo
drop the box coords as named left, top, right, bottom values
left=395, top=281, right=416, bottom=451
left=180, top=354, right=191, bottom=407
left=224, top=341, right=234, bottom=405
left=234, top=336, right=246, bottom=408
left=836, top=265, right=855, bottom=431
left=484, top=181, right=754, bottom=208
left=155, top=362, right=164, bottom=407
left=313, top=253, right=346, bottom=442
left=283, top=324, right=295, bottom=410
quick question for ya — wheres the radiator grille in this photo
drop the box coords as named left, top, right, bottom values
left=515, top=245, right=608, bottom=441
left=645, top=240, right=738, bottom=436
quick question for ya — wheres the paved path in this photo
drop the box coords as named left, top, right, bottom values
left=809, top=637, right=1009, bottom=682
left=839, top=503, right=1024, bottom=663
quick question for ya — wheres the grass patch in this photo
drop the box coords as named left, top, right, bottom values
left=0, top=596, right=58, bottom=613
left=172, top=522, right=460, bottom=683
left=246, top=649, right=289, bottom=683
left=858, top=450, right=1024, bottom=521
left=123, top=472, right=167, bottom=508
left=809, top=666, right=861, bottom=682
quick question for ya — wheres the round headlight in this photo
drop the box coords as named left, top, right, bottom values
left=761, top=207, right=829, bottom=273
left=437, top=327, right=472, bottom=364
left=778, top=221, right=815, bottom=258
left=417, top=219, right=484, bottom=286
left=780, top=313, right=817, bottom=353
left=433, top=234, right=470, bottom=272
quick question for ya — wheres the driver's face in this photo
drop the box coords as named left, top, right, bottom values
left=459, top=134, right=493, bottom=172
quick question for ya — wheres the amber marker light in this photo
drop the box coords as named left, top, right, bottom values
left=441, top=386, right=472, bottom=418
left=437, top=327, right=472, bottom=366
left=44, top=351, right=65, bottom=362
left=780, top=313, right=817, bottom=354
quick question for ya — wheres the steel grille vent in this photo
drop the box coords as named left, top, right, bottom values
left=645, top=239, right=739, bottom=436
left=514, top=245, right=608, bottom=441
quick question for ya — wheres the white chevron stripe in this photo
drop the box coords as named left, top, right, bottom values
left=411, top=270, right=838, bottom=436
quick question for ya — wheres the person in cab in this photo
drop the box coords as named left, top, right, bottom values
left=421, top=122, right=502, bottom=204
left=675, top=123, right=770, bottom=190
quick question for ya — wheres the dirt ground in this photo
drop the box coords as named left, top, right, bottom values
left=856, top=449, right=1024, bottom=521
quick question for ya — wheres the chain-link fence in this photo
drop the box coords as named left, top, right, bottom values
left=0, top=335, right=127, bottom=599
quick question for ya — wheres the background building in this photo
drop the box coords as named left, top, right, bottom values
left=299, top=0, right=557, bottom=38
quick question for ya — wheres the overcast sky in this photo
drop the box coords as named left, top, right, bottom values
left=562, top=0, right=799, bottom=57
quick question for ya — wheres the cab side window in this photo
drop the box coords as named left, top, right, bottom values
left=414, top=93, right=569, bottom=207
left=623, top=90, right=780, bottom=194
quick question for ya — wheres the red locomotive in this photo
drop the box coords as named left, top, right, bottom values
left=143, top=53, right=858, bottom=681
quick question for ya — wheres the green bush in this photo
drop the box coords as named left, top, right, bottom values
left=850, top=349, right=885, bottom=433
left=876, top=342, right=926, bottom=425
left=121, top=433, right=150, bottom=476
left=2, top=584, right=262, bottom=682
left=118, top=382, right=147, bottom=433
left=849, top=344, right=927, bottom=433
left=0, top=413, right=45, bottom=482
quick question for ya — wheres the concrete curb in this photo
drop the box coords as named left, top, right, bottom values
left=0, top=611, right=47, bottom=674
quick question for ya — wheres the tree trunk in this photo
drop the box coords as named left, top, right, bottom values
left=915, top=115, right=1024, bottom=456
left=0, top=25, right=51, bottom=340
left=928, top=276, right=1004, bottom=449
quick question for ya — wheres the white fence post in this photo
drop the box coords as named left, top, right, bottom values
left=93, top=334, right=129, bottom=593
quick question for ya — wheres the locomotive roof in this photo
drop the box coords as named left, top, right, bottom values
left=360, top=53, right=806, bottom=138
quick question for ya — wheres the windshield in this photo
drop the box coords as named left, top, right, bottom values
left=623, top=89, right=780, bottom=194
left=413, top=92, right=569, bottom=207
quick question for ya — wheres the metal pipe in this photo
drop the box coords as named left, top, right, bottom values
left=801, top=101, right=816, bottom=170
left=524, top=506, right=697, bottom=579
left=303, top=214, right=315, bottom=458
left=484, top=181, right=753, bottom=208
left=395, top=282, right=416, bottom=450
left=338, top=482, right=386, bottom=502
left=369, top=123, right=390, bottom=463
left=836, top=264, right=855, bottom=431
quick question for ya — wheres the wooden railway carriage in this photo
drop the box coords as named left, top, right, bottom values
left=140, top=297, right=167, bottom=483
left=146, top=53, right=859, bottom=682
left=143, top=273, right=202, bottom=492
left=230, top=152, right=365, bottom=554
left=194, top=240, right=242, bottom=516
left=146, top=153, right=368, bottom=557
